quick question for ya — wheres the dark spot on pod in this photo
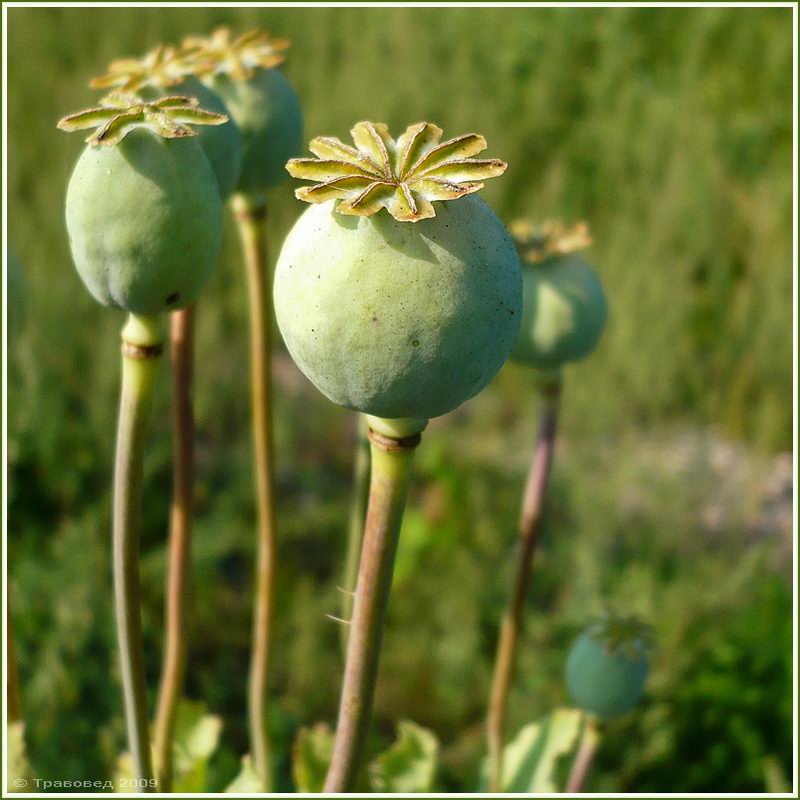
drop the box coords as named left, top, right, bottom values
left=372, top=316, right=379, bottom=324
left=166, top=292, right=180, bottom=306
left=412, top=339, right=420, bottom=348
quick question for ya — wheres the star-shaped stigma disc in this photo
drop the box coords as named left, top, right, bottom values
left=286, top=121, right=508, bottom=223
left=57, top=93, right=228, bottom=146
left=180, top=27, right=289, bottom=82
left=509, top=220, right=593, bottom=264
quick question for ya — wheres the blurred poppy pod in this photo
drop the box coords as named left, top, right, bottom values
left=509, top=220, right=607, bottom=371
left=565, top=611, right=651, bottom=719
left=183, top=27, right=303, bottom=194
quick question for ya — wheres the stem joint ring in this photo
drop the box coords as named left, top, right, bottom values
left=122, top=342, right=164, bottom=360
left=367, top=428, right=422, bottom=452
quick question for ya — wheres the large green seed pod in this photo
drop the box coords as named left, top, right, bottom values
left=90, top=48, right=243, bottom=198
left=275, top=122, right=521, bottom=421
left=509, top=222, right=607, bottom=371
left=60, top=97, right=225, bottom=314
left=180, top=27, right=302, bottom=193
left=565, top=614, right=650, bottom=719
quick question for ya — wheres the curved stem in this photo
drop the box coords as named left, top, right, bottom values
left=340, top=415, right=371, bottom=654
left=566, top=715, right=602, bottom=792
left=324, top=426, right=421, bottom=793
left=114, top=313, right=163, bottom=789
left=487, top=381, right=560, bottom=793
left=233, top=193, right=276, bottom=791
left=153, top=306, right=196, bottom=791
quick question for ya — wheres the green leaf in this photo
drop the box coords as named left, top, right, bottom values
left=369, top=720, right=439, bottom=793
left=480, top=708, right=583, bottom=793
left=224, top=755, right=263, bottom=793
left=292, top=723, right=334, bottom=793
left=8, top=721, right=33, bottom=792
left=113, top=700, right=222, bottom=793
left=171, top=699, right=223, bottom=793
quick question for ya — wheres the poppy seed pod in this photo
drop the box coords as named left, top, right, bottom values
left=565, top=613, right=650, bottom=719
left=90, top=46, right=243, bottom=198
left=212, top=69, right=302, bottom=192
left=274, top=121, right=522, bottom=421
left=59, top=95, right=226, bottom=314
left=182, top=28, right=302, bottom=193
left=509, top=221, right=607, bottom=371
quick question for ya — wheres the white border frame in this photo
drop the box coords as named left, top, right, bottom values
left=2, top=2, right=797, bottom=797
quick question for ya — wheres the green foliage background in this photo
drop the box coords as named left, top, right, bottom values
left=6, top=5, right=793, bottom=793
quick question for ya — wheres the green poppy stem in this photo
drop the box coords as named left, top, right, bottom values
left=233, top=193, right=276, bottom=792
left=340, top=415, right=371, bottom=654
left=565, top=714, right=602, bottom=792
left=113, top=313, right=163, bottom=789
left=153, top=306, right=196, bottom=791
left=324, top=424, right=422, bottom=792
left=486, top=379, right=560, bottom=793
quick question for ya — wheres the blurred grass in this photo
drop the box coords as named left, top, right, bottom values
left=6, top=5, right=793, bottom=793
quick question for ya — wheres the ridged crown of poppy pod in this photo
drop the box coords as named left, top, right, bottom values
left=286, top=121, right=508, bottom=222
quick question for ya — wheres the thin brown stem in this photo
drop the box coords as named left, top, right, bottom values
left=566, top=715, right=601, bottom=792
left=153, top=306, right=196, bottom=792
left=324, top=428, right=420, bottom=793
left=487, top=382, right=561, bottom=793
left=233, top=193, right=276, bottom=792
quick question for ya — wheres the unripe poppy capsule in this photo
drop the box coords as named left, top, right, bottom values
left=565, top=612, right=651, bottom=719
left=59, top=94, right=227, bottom=314
left=509, top=221, right=607, bottom=371
left=274, top=121, right=522, bottom=422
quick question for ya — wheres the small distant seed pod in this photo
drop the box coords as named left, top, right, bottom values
left=59, top=94, right=227, bottom=314
left=182, top=27, right=303, bottom=193
left=90, top=45, right=243, bottom=198
left=509, top=221, right=607, bottom=371
left=274, top=121, right=522, bottom=421
left=565, top=612, right=651, bottom=719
